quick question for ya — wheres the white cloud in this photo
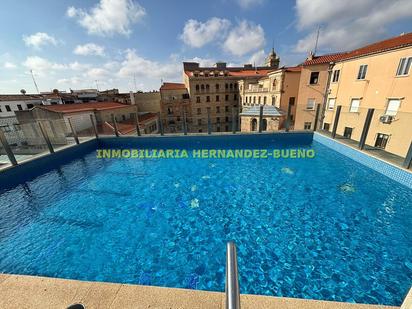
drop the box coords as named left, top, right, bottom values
left=86, top=68, right=110, bottom=80
left=67, top=0, right=146, bottom=36
left=74, top=43, right=105, bottom=56
left=180, top=17, right=231, bottom=48
left=69, top=61, right=92, bottom=71
left=4, top=62, right=17, bottom=69
left=117, top=49, right=180, bottom=80
left=22, top=56, right=67, bottom=76
left=236, top=0, right=265, bottom=9
left=184, top=57, right=216, bottom=67
left=223, top=20, right=265, bottom=56
left=248, top=50, right=266, bottom=66
left=23, top=32, right=58, bottom=49
left=294, top=0, right=412, bottom=53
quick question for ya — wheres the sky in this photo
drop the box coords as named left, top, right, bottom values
left=0, top=0, right=411, bottom=94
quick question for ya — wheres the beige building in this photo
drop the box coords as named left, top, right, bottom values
left=240, top=105, right=285, bottom=132
left=159, top=83, right=191, bottom=133
left=293, top=32, right=412, bottom=158
left=182, top=50, right=280, bottom=133
left=322, top=33, right=412, bottom=157
left=239, top=66, right=301, bottom=130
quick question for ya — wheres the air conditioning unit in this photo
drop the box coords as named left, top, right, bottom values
left=379, top=115, right=394, bottom=124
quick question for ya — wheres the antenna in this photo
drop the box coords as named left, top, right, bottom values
left=95, top=80, right=100, bottom=91
left=314, top=25, right=321, bottom=55
left=30, top=70, right=40, bottom=94
left=133, top=73, right=138, bottom=92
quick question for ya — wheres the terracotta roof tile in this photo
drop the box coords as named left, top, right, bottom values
left=37, top=102, right=132, bottom=113
left=303, top=32, right=412, bottom=66
left=160, top=82, right=186, bottom=90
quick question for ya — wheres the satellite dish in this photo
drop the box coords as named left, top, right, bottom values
left=20, top=89, right=26, bottom=95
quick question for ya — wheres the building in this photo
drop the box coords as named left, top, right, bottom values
left=15, top=102, right=158, bottom=147
left=240, top=105, right=285, bottom=132
left=133, top=92, right=161, bottom=113
left=239, top=66, right=301, bottom=131
left=322, top=32, right=412, bottom=157
left=159, top=83, right=190, bottom=133
left=182, top=52, right=279, bottom=133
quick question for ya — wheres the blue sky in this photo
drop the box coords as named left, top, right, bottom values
left=0, top=0, right=411, bottom=93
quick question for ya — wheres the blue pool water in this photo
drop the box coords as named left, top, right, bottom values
left=0, top=135, right=411, bottom=306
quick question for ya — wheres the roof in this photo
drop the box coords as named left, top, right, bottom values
left=160, top=82, right=187, bottom=91
left=138, top=112, right=157, bottom=123
left=0, top=94, right=43, bottom=102
left=184, top=67, right=275, bottom=78
left=36, top=102, right=132, bottom=114
left=303, top=32, right=412, bottom=66
left=240, top=105, right=285, bottom=117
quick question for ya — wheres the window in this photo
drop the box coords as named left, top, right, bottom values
left=386, top=99, right=400, bottom=116
left=258, top=97, right=261, bottom=104
left=167, top=108, right=173, bottom=115
left=234, top=94, right=237, bottom=100
left=263, top=97, right=267, bottom=104
left=196, top=85, right=199, bottom=91
left=225, top=116, right=229, bottom=122
left=323, top=123, right=330, bottom=131
left=216, top=126, right=221, bottom=132
left=216, top=117, right=220, bottom=123
left=253, top=96, right=256, bottom=104
left=198, top=119, right=202, bottom=125
left=196, top=96, right=200, bottom=103
left=350, top=99, right=360, bottom=112
left=182, top=94, right=189, bottom=99
left=197, top=108, right=201, bottom=115
left=304, top=122, right=312, bottom=130
left=230, top=83, right=233, bottom=89
left=225, top=125, right=229, bottom=131
left=198, top=129, right=203, bottom=133
left=289, top=97, right=295, bottom=106
left=201, top=84, right=205, bottom=90
left=216, top=95, right=220, bottom=102
left=0, top=107, right=2, bottom=112
left=343, top=127, right=353, bottom=139
left=27, top=104, right=34, bottom=109
left=122, top=115, right=126, bottom=121
left=206, top=84, right=210, bottom=90
left=216, top=106, right=220, bottom=113
left=272, top=96, right=276, bottom=105
left=309, top=72, right=319, bottom=84
left=206, top=96, right=210, bottom=102
left=216, top=84, right=220, bottom=90
left=225, top=83, right=228, bottom=89
left=375, top=133, right=390, bottom=149
left=328, top=98, right=336, bottom=110
left=17, top=104, right=23, bottom=111
left=5, top=105, right=11, bottom=112
left=357, top=65, right=368, bottom=80
left=332, top=70, right=340, bottom=82
left=396, top=57, right=412, bottom=76
left=306, top=99, right=315, bottom=110
left=225, top=106, right=229, bottom=112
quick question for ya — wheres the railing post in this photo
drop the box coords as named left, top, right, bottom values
left=285, top=103, right=292, bottom=132
left=207, top=107, right=212, bottom=134
left=89, top=114, right=98, bottom=139
left=135, top=106, right=141, bottom=136
left=331, top=105, right=342, bottom=138
left=38, top=121, right=54, bottom=153
left=158, top=113, right=164, bottom=136
left=313, top=103, right=321, bottom=131
left=359, top=108, right=375, bottom=150
left=404, top=142, right=412, bottom=169
left=258, top=105, right=264, bottom=133
left=68, top=118, right=79, bottom=145
left=231, top=107, right=236, bottom=134
left=111, top=114, right=119, bottom=137
left=183, top=110, right=188, bottom=135
left=0, top=128, right=18, bottom=166
left=226, top=242, right=240, bottom=309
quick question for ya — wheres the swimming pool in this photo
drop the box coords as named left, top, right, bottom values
left=0, top=133, right=411, bottom=306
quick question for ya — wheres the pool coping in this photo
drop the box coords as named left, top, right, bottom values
left=313, top=132, right=412, bottom=189
left=0, top=274, right=402, bottom=309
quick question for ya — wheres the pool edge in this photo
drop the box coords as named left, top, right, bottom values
left=0, top=274, right=401, bottom=309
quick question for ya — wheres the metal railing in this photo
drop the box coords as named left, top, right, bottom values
left=226, top=241, right=240, bottom=309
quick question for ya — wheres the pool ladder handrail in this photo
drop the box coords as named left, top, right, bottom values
left=226, top=241, right=241, bottom=309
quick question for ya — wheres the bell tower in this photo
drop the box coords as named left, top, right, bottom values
left=265, top=47, right=280, bottom=68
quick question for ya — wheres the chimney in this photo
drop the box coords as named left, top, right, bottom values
left=307, top=51, right=315, bottom=61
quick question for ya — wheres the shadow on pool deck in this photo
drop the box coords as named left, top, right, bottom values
left=0, top=274, right=407, bottom=309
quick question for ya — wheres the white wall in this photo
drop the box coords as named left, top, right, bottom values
left=0, top=100, right=42, bottom=117
left=63, top=112, right=94, bottom=133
